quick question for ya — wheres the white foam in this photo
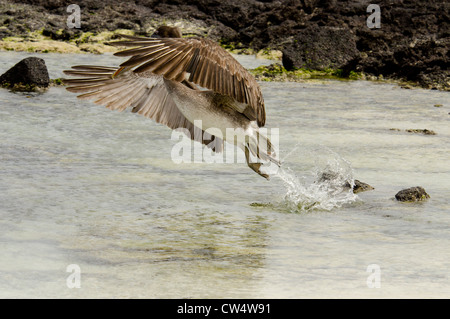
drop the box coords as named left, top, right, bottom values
left=273, top=145, right=359, bottom=212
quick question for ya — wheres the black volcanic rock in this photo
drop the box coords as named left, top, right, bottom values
left=395, top=187, right=430, bottom=202
left=3, top=0, right=449, bottom=90
left=281, top=26, right=360, bottom=71
left=0, top=57, right=50, bottom=89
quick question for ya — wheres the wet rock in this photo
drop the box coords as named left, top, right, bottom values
left=282, top=26, right=359, bottom=71
left=352, top=180, right=375, bottom=194
left=390, top=128, right=437, bottom=135
left=406, top=129, right=437, bottom=135
left=0, top=57, right=50, bottom=90
left=318, top=172, right=374, bottom=194
left=395, top=187, right=430, bottom=202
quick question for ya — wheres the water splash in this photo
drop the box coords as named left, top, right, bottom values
left=270, top=145, right=359, bottom=212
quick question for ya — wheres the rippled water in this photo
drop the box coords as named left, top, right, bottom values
left=0, top=51, right=449, bottom=298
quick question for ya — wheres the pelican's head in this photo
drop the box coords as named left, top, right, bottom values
left=151, top=26, right=182, bottom=38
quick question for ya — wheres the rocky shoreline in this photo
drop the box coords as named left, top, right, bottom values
left=0, top=0, right=448, bottom=90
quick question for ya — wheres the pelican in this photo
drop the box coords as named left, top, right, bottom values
left=63, top=26, right=280, bottom=179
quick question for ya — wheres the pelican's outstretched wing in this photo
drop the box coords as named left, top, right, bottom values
left=62, top=65, right=223, bottom=152
left=110, top=35, right=266, bottom=127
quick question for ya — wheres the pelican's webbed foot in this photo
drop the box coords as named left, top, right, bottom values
left=247, top=162, right=270, bottom=180
left=244, top=147, right=270, bottom=180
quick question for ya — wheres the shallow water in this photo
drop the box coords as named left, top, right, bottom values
left=0, top=51, right=449, bottom=298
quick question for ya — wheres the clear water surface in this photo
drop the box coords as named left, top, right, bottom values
left=0, top=51, right=449, bottom=298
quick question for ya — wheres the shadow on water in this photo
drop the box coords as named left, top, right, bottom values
left=58, top=208, right=273, bottom=298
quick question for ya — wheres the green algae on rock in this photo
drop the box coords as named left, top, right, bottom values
left=249, top=63, right=363, bottom=82
left=395, top=187, right=430, bottom=202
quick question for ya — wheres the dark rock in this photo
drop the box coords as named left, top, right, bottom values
left=42, top=28, right=81, bottom=41
left=395, top=187, right=430, bottom=202
left=356, top=36, right=450, bottom=90
left=0, top=57, right=50, bottom=90
left=3, top=0, right=449, bottom=90
left=282, top=26, right=359, bottom=71
left=352, top=180, right=375, bottom=194
left=390, top=128, right=437, bottom=135
left=405, top=129, right=437, bottom=135
left=317, top=171, right=374, bottom=194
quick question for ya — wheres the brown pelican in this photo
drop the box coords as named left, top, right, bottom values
left=63, top=26, right=279, bottom=179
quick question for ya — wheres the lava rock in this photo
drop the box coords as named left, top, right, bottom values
left=406, top=129, right=437, bottom=135
left=352, top=180, right=375, bottom=194
left=2, top=0, right=448, bottom=90
left=282, top=26, right=360, bottom=71
left=395, top=187, right=430, bottom=202
left=42, top=28, right=81, bottom=41
left=318, top=171, right=374, bottom=194
left=0, top=57, right=50, bottom=90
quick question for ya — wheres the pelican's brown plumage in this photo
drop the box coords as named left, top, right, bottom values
left=63, top=26, right=279, bottom=179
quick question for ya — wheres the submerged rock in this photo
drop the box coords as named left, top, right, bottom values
left=390, top=128, right=437, bottom=135
left=395, top=187, right=430, bottom=202
left=317, top=172, right=374, bottom=194
left=406, top=129, right=437, bottom=135
left=0, top=57, right=50, bottom=91
left=352, top=180, right=375, bottom=194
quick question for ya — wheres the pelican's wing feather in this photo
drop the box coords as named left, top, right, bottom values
left=62, top=66, right=223, bottom=152
left=110, top=36, right=266, bottom=127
